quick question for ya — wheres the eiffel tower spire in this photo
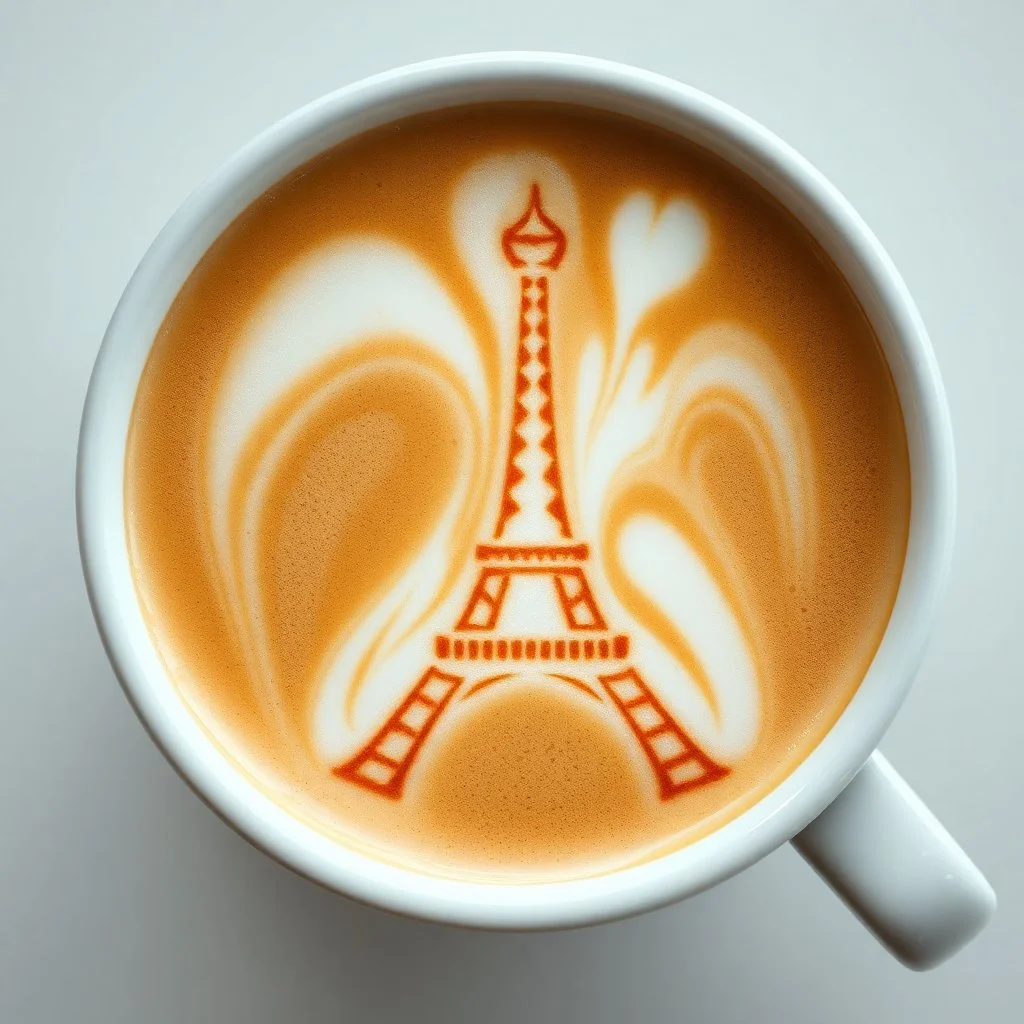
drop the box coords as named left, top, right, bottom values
left=493, top=185, right=572, bottom=543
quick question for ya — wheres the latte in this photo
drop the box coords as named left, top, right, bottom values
left=126, top=103, right=910, bottom=881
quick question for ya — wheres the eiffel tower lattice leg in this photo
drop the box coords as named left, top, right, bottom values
left=599, top=667, right=728, bottom=799
left=334, top=667, right=463, bottom=799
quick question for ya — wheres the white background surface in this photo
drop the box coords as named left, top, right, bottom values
left=1, top=1, right=1021, bottom=1020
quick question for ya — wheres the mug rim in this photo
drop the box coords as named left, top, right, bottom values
left=77, top=51, right=955, bottom=928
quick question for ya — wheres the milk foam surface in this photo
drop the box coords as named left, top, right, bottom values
left=126, top=104, right=910, bottom=880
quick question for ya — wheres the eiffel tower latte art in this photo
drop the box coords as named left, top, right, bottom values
left=336, top=183, right=728, bottom=803
left=127, top=105, right=910, bottom=879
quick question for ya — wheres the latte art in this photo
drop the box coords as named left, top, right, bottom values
left=127, top=105, right=910, bottom=879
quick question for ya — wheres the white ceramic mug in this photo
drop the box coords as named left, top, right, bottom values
left=77, top=52, right=995, bottom=970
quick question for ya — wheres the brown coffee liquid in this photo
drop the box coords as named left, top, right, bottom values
left=126, top=104, right=910, bottom=881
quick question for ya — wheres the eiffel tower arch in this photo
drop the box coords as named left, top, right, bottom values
left=335, top=184, right=728, bottom=801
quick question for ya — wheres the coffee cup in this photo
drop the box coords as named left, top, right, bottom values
left=77, top=52, right=995, bottom=969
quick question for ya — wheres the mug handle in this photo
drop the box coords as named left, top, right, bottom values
left=791, top=752, right=996, bottom=969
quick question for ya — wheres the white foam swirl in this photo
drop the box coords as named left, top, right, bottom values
left=208, top=240, right=485, bottom=747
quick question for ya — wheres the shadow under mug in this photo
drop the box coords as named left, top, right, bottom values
left=77, top=52, right=995, bottom=970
